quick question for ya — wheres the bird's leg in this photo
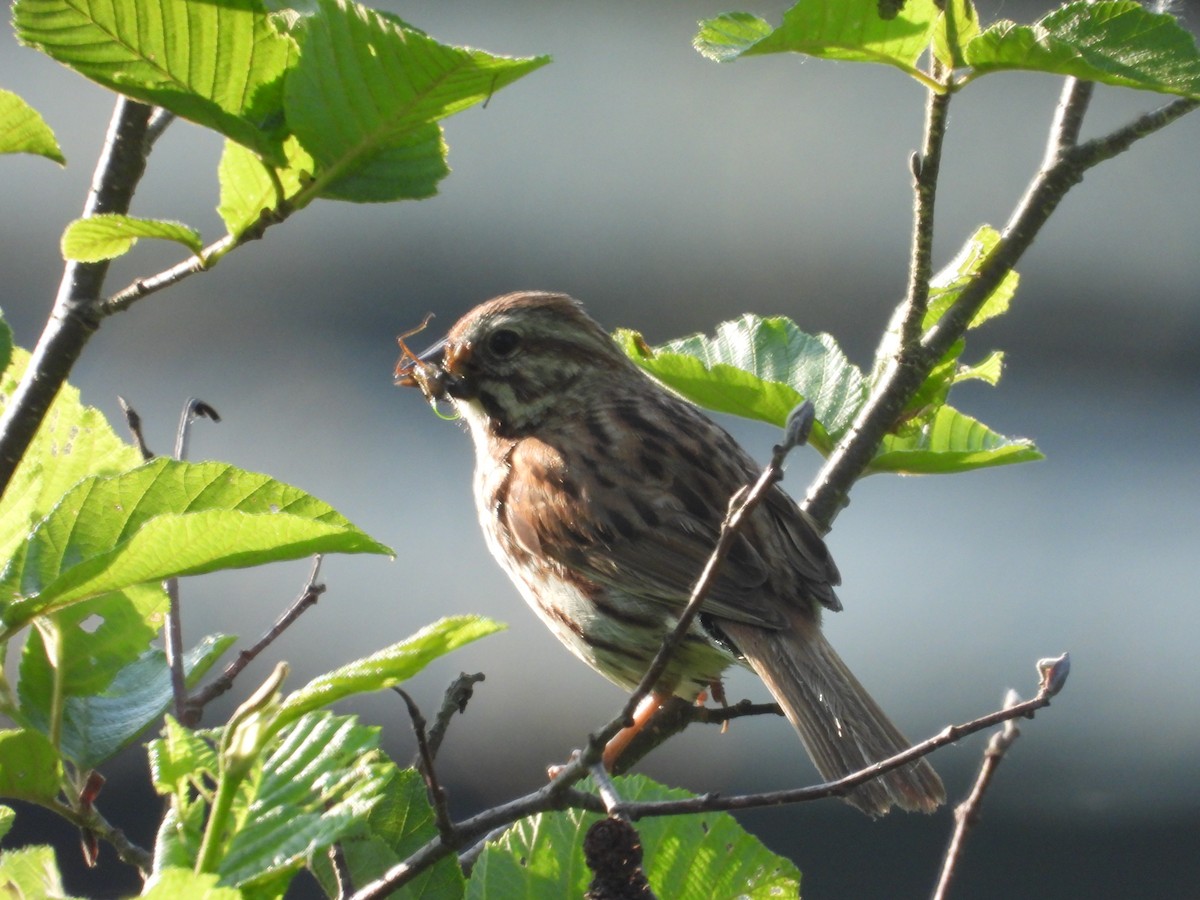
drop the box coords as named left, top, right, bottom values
left=602, top=692, right=668, bottom=770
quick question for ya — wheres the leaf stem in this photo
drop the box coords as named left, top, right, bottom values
left=194, top=765, right=240, bottom=875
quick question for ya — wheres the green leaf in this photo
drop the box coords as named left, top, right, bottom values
left=276, top=616, right=503, bottom=728
left=871, top=404, right=1043, bottom=474
left=285, top=0, right=549, bottom=202
left=12, top=0, right=294, bottom=162
left=0, top=346, right=144, bottom=568
left=17, top=583, right=167, bottom=724
left=963, top=0, right=1200, bottom=98
left=615, top=315, right=866, bottom=453
left=0, top=804, right=14, bottom=840
left=695, top=0, right=942, bottom=82
left=216, top=136, right=315, bottom=238
left=309, top=768, right=464, bottom=898
left=922, top=225, right=1018, bottom=332
left=22, top=635, right=233, bottom=770
left=956, top=349, right=1004, bottom=386
left=142, top=868, right=245, bottom=900
left=693, top=11, right=774, bottom=63
left=149, top=716, right=220, bottom=802
left=0, top=88, right=65, bottom=163
left=218, top=713, right=391, bottom=889
left=466, top=774, right=801, bottom=898
left=61, top=214, right=203, bottom=263
left=0, top=845, right=76, bottom=898
left=0, top=729, right=62, bottom=803
left=0, top=457, right=393, bottom=627
left=153, top=799, right=208, bottom=879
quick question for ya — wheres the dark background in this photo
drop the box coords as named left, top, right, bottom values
left=3, top=1, right=1199, bottom=896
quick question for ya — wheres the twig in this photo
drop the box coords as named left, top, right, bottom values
left=590, top=763, right=629, bottom=821
left=164, top=398, right=222, bottom=721
left=187, top=555, right=325, bottom=722
left=330, top=843, right=354, bottom=899
left=615, top=654, right=1069, bottom=820
left=899, top=67, right=951, bottom=349
left=117, top=396, right=154, bottom=460
left=930, top=689, right=1023, bottom=900
left=173, top=397, right=221, bottom=462
left=350, top=653, right=1068, bottom=898
left=395, top=688, right=457, bottom=844
left=49, top=797, right=153, bottom=875
left=0, top=97, right=155, bottom=501
left=143, top=108, right=176, bottom=153
left=426, top=672, right=486, bottom=759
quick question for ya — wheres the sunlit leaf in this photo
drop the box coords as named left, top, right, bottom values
left=276, top=616, right=503, bottom=728
left=696, top=0, right=941, bottom=81
left=141, top=868, right=244, bottom=899
left=0, top=845, right=75, bottom=898
left=218, top=713, right=391, bottom=889
left=61, top=214, right=203, bottom=262
left=616, top=315, right=866, bottom=452
left=964, top=1, right=1200, bottom=98
left=285, top=0, right=548, bottom=202
left=0, top=346, right=143, bottom=568
left=0, top=729, right=61, bottom=804
left=0, top=458, right=392, bottom=627
left=0, top=89, right=64, bottom=163
left=871, top=404, right=1042, bottom=474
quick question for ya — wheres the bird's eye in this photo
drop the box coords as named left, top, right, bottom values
left=487, top=328, right=521, bottom=358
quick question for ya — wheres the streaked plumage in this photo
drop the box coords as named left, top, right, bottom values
left=396, top=291, right=944, bottom=815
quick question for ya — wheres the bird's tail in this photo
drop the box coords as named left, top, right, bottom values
left=722, top=615, right=945, bottom=816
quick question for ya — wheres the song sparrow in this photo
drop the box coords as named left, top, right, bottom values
left=396, top=291, right=944, bottom=815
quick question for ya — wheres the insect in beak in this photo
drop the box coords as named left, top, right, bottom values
left=394, top=315, right=470, bottom=409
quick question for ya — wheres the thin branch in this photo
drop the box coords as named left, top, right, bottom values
left=173, top=397, right=221, bottom=461
left=143, top=108, right=176, bottom=153
left=164, top=398, right=222, bottom=721
left=613, top=656, right=1068, bottom=820
left=187, top=555, right=325, bottom=722
left=396, top=688, right=457, bottom=844
left=329, top=843, right=354, bottom=900
left=349, top=654, right=1069, bottom=899
left=0, top=97, right=154, bottom=501
left=49, top=797, right=153, bottom=875
left=590, top=763, right=629, bottom=821
left=1045, top=79, right=1094, bottom=162
left=117, top=396, right=154, bottom=460
left=426, top=672, right=486, bottom=759
left=803, top=92, right=1197, bottom=529
left=931, top=690, right=1023, bottom=900
left=898, top=72, right=952, bottom=350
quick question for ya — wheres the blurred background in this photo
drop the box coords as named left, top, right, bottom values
left=2, top=0, right=1199, bottom=896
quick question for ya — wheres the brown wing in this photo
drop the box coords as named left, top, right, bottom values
left=499, top=394, right=840, bottom=628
